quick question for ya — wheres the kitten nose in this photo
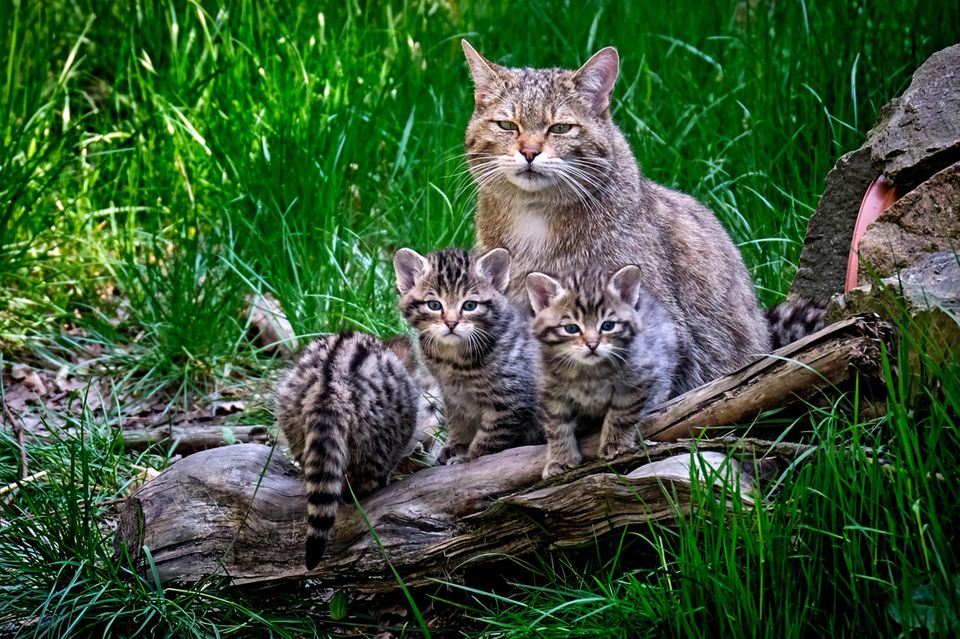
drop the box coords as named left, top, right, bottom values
left=445, top=320, right=459, bottom=331
left=585, top=340, right=599, bottom=352
left=520, top=147, right=540, bottom=163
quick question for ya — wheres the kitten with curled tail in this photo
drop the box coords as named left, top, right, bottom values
left=394, top=247, right=543, bottom=464
left=526, top=266, right=677, bottom=479
left=275, top=332, right=418, bottom=569
left=462, top=41, right=770, bottom=396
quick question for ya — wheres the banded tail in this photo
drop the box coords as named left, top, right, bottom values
left=276, top=332, right=419, bottom=571
left=766, top=297, right=826, bottom=351
left=302, top=406, right=350, bottom=570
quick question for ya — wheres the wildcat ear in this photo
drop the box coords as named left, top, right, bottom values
left=526, top=272, right=562, bottom=313
left=608, top=265, right=642, bottom=308
left=393, top=248, right=430, bottom=295
left=572, top=47, right=619, bottom=114
left=462, top=40, right=503, bottom=103
left=476, top=248, right=511, bottom=293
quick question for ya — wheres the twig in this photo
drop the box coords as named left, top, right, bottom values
left=0, top=470, right=49, bottom=497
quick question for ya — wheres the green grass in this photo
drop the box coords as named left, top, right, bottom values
left=447, top=326, right=960, bottom=637
left=1, top=0, right=958, bottom=637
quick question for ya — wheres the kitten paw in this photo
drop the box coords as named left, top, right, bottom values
left=599, top=440, right=636, bottom=461
left=542, top=458, right=580, bottom=479
left=437, top=444, right=468, bottom=466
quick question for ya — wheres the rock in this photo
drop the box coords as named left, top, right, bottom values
left=792, top=44, right=960, bottom=304
left=891, top=251, right=960, bottom=317
left=827, top=251, right=960, bottom=357
left=857, top=161, right=960, bottom=283
left=791, top=147, right=877, bottom=303
left=868, top=46, right=960, bottom=191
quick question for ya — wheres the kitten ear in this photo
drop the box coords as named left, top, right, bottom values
left=476, top=248, right=511, bottom=293
left=462, top=40, right=503, bottom=103
left=393, top=248, right=430, bottom=295
left=526, top=272, right=562, bottom=313
left=608, top=265, right=642, bottom=308
left=572, top=47, right=619, bottom=114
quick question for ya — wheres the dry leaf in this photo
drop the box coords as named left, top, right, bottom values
left=10, top=364, right=47, bottom=396
left=130, top=465, right=161, bottom=491
left=53, top=366, right=86, bottom=393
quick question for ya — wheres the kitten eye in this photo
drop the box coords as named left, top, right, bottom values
left=562, top=324, right=581, bottom=335
left=426, top=300, right=443, bottom=311
left=497, top=120, right=519, bottom=131
left=461, top=300, right=479, bottom=311
left=548, top=123, right=573, bottom=134
left=600, top=321, right=616, bottom=332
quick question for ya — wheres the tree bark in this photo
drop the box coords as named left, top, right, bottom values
left=115, top=315, right=895, bottom=592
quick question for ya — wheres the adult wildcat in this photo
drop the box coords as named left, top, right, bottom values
left=462, top=41, right=771, bottom=396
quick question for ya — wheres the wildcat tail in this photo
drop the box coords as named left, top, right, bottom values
left=302, top=408, right=349, bottom=570
left=766, top=297, right=826, bottom=350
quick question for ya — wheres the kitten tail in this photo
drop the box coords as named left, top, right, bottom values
left=302, top=407, right=349, bottom=570
left=766, top=297, right=826, bottom=351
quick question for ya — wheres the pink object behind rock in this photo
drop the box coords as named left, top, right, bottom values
left=845, top=174, right=901, bottom=292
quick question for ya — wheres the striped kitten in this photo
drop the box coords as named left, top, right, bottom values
left=275, top=332, right=418, bottom=569
left=394, top=247, right=544, bottom=464
left=526, top=266, right=677, bottom=479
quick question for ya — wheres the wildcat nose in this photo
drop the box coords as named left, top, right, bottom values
left=445, top=320, right=459, bottom=331
left=520, top=147, right=540, bottom=163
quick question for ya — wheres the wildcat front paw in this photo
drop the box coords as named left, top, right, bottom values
left=437, top=443, right=469, bottom=466
left=599, top=440, right=636, bottom=461
left=542, top=456, right=581, bottom=479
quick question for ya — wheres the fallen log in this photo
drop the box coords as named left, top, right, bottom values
left=115, top=315, right=894, bottom=592
left=643, top=313, right=895, bottom=442
left=120, top=422, right=272, bottom=454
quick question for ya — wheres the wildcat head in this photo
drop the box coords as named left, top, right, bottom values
left=462, top=41, right=620, bottom=197
left=394, top=247, right=513, bottom=350
left=526, top=265, right=642, bottom=367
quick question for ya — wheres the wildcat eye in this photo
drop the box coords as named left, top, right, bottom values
left=563, top=324, right=581, bottom=335
left=497, top=120, right=519, bottom=131
left=600, top=321, right=616, bottom=332
left=461, top=301, right=479, bottom=311
left=426, top=300, right=443, bottom=311
left=548, top=123, right=573, bottom=134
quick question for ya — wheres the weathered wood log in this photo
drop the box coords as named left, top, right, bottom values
left=642, top=313, right=895, bottom=442
left=121, top=422, right=272, bottom=454
left=115, top=315, right=894, bottom=592
left=115, top=437, right=800, bottom=592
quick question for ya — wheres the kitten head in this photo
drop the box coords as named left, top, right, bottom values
left=462, top=40, right=620, bottom=197
left=526, top=265, right=642, bottom=368
left=394, top=247, right=512, bottom=350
